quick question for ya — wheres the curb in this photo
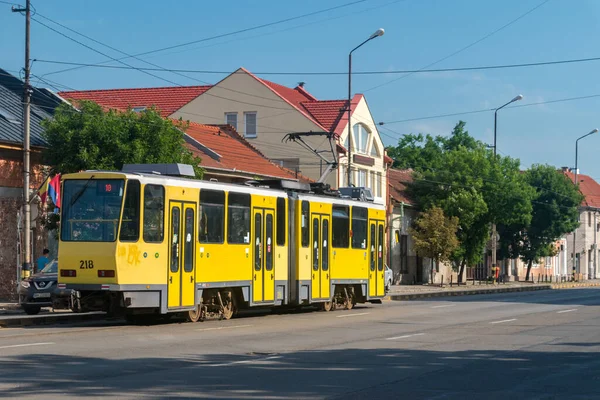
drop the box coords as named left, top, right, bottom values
left=385, top=281, right=600, bottom=301
left=0, top=312, right=106, bottom=328
left=385, top=285, right=551, bottom=301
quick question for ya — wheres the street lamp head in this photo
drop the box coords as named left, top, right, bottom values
left=592, top=128, right=599, bottom=134
left=512, top=94, right=524, bottom=102
left=369, top=28, right=385, bottom=39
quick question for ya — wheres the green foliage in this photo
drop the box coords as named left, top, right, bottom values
left=409, top=206, right=459, bottom=265
left=42, top=101, right=203, bottom=177
left=390, top=121, right=535, bottom=281
left=500, top=164, right=583, bottom=279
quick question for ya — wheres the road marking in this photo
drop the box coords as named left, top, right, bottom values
left=489, top=319, right=517, bottom=325
left=557, top=309, right=578, bottom=314
left=196, top=324, right=252, bottom=332
left=386, top=333, right=425, bottom=340
left=431, top=304, right=456, bottom=309
left=336, top=312, right=370, bottom=318
left=0, top=342, right=54, bottom=350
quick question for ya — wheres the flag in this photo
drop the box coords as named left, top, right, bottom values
left=48, top=174, right=61, bottom=208
left=37, top=175, right=50, bottom=205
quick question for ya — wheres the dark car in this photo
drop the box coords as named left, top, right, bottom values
left=18, top=260, right=59, bottom=315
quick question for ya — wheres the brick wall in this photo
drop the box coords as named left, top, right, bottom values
left=0, top=149, right=48, bottom=301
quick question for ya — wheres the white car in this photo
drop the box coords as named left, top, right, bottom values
left=384, top=264, right=393, bottom=292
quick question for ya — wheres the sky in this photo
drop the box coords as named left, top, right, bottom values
left=2, top=0, right=600, bottom=178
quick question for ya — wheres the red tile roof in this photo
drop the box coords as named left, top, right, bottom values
left=562, top=170, right=600, bottom=208
left=184, top=122, right=310, bottom=182
left=302, top=100, right=347, bottom=132
left=388, top=168, right=414, bottom=205
left=59, top=86, right=211, bottom=117
left=59, top=68, right=364, bottom=137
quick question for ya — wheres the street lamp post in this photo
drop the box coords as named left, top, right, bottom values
left=572, top=128, right=598, bottom=280
left=346, top=28, right=384, bottom=187
left=491, top=94, right=523, bottom=282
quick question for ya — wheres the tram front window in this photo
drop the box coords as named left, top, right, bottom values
left=61, top=179, right=125, bottom=242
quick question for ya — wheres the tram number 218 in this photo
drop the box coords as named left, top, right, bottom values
left=80, top=260, right=94, bottom=269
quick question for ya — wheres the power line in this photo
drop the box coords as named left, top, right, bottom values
left=363, top=0, right=552, bottom=93
left=379, top=93, right=600, bottom=127
left=33, top=54, right=600, bottom=76
left=141, top=0, right=410, bottom=62
left=40, top=0, right=367, bottom=78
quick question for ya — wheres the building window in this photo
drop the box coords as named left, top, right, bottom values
left=276, top=197, right=286, bottom=246
left=119, top=180, right=140, bottom=242
left=332, top=205, right=350, bottom=248
left=352, top=124, right=370, bottom=154
left=225, top=112, right=238, bottom=130
left=370, top=141, right=380, bottom=157
left=358, top=169, right=367, bottom=187
left=143, top=184, right=164, bottom=243
left=351, top=207, right=368, bottom=249
left=227, top=192, right=251, bottom=244
left=199, top=190, right=225, bottom=243
left=343, top=134, right=351, bottom=151
left=376, top=172, right=382, bottom=197
left=244, top=112, right=257, bottom=138
left=301, top=201, right=310, bottom=247
left=370, top=171, right=375, bottom=193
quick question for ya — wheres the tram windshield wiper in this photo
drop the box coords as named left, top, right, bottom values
left=69, top=175, right=95, bottom=206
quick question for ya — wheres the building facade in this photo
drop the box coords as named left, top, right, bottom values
left=59, top=67, right=390, bottom=202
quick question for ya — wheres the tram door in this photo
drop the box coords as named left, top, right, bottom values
left=253, top=208, right=275, bottom=303
left=168, top=202, right=196, bottom=309
left=369, top=220, right=385, bottom=297
left=311, top=214, right=331, bottom=301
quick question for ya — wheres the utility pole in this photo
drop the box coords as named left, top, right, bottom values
left=13, top=0, right=32, bottom=279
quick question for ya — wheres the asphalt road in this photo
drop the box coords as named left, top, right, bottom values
left=0, top=288, right=599, bottom=399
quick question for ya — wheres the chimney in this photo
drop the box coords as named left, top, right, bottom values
left=298, top=82, right=305, bottom=88
left=561, top=166, right=569, bottom=172
left=570, top=168, right=580, bottom=175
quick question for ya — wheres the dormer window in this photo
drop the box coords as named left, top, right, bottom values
left=132, top=106, right=146, bottom=113
left=370, top=141, right=380, bottom=157
left=352, top=124, right=370, bottom=154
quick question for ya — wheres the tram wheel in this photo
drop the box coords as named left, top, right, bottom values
left=222, top=300, right=235, bottom=320
left=344, top=298, right=355, bottom=310
left=187, top=305, right=202, bottom=323
left=321, top=301, right=333, bottom=312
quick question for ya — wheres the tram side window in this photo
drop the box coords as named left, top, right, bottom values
left=119, top=180, right=140, bottom=242
left=277, top=197, right=286, bottom=246
left=199, top=190, right=225, bottom=243
left=143, top=184, right=164, bottom=243
left=332, top=205, right=350, bottom=248
left=301, top=201, right=310, bottom=247
left=351, top=206, right=368, bottom=249
left=228, top=192, right=251, bottom=244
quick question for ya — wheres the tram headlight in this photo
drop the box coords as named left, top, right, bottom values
left=20, top=280, right=30, bottom=288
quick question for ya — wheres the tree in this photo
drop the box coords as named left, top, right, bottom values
left=40, top=101, right=203, bottom=236
left=409, top=207, right=459, bottom=280
left=42, top=101, right=202, bottom=177
left=500, top=165, right=582, bottom=280
left=386, top=120, right=480, bottom=171
left=403, top=122, right=534, bottom=282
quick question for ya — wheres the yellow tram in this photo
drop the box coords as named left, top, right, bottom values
left=57, top=164, right=386, bottom=321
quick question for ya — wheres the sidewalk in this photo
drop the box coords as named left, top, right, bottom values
left=385, top=279, right=600, bottom=300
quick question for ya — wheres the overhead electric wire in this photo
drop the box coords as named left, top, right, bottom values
left=141, top=0, right=411, bottom=61
left=39, top=0, right=367, bottom=78
left=379, top=93, right=600, bottom=127
left=362, top=0, right=552, bottom=93
left=33, top=54, right=600, bottom=76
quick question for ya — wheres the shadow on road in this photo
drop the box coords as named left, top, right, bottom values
left=0, top=346, right=598, bottom=399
